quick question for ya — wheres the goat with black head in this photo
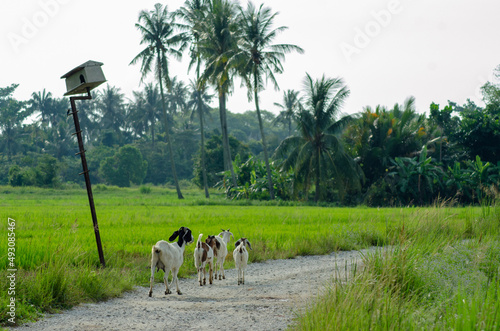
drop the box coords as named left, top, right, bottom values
left=149, top=226, right=194, bottom=297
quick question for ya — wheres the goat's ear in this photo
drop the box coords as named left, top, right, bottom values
left=169, top=230, right=179, bottom=242
left=216, top=240, right=221, bottom=249
left=235, top=239, right=241, bottom=249
left=246, top=240, right=252, bottom=250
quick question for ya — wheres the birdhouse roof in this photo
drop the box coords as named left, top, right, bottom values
left=60, top=60, right=104, bottom=79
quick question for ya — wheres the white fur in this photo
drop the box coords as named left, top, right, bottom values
left=215, top=229, right=234, bottom=280
left=149, top=227, right=193, bottom=297
left=194, top=233, right=214, bottom=286
left=233, top=238, right=251, bottom=285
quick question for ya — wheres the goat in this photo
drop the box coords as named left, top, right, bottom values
left=194, top=234, right=218, bottom=286
left=233, top=238, right=252, bottom=285
left=205, top=235, right=220, bottom=283
left=149, top=226, right=194, bottom=297
left=214, top=229, right=234, bottom=280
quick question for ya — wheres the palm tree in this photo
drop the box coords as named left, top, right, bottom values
left=96, top=85, right=125, bottom=136
left=187, top=80, right=213, bottom=197
left=274, top=74, right=361, bottom=202
left=176, top=0, right=211, bottom=197
left=273, top=89, right=301, bottom=137
left=30, top=89, right=56, bottom=128
left=0, top=85, right=30, bottom=160
left=129, top=83, right=161, bottom=145
left=237, top=2, right=304, bottom=200
left=197, top=0, right=239, bottom=187
left=167, top=76, right=188, bottom=118
left=73, top=91, right=98, bottom=144
left=130, top=3, right=188, bottom=199
left=345, top=97, right=427, bottom=187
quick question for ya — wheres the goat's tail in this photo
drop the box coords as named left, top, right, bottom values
left=197, top=233, right=203, bottom=248
left=153, top=245, right=161, bottom=254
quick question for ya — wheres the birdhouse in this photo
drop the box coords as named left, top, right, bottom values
left=61, top=60, right=106, bottom=96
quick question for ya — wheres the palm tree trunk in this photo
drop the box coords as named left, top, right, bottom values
left=218, top=90, right=237, bottom=187
left=198, top=90, right=210, bottom=198
left=151, top=121, right=155, bottom=147
left=314, top=147, right=321, bottom=202
left=253, top=80, right=275, bottom=200
left=196, top=58, right=210, bottom=199
left=158, top=55, right=184, bottom=200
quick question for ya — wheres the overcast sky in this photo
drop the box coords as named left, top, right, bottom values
left=1, top=0, right=499, bottom=116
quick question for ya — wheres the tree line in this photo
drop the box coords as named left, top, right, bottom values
left=1, top=0, right=500, bottom=206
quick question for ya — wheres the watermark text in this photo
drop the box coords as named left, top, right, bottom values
left=7, top=217, right=17, bottom=324
left=340, top=0, right=403, bottom=63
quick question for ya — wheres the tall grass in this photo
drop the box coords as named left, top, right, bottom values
left=291, top=205, right=500, bottom=330
left=0, top=186, right=495, bottom=328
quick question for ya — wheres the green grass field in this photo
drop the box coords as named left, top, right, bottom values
left=1, top=185, right=499, bottom=329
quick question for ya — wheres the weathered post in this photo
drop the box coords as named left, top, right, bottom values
left=61, top=60, right=106, bottom=267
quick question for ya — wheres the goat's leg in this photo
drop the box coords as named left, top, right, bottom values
left=242, top=269, right=245, bottom=285
left=220, top=261, right=225, bottom=280
left=172, top=268, right=182, bottom=295
left=202, top=266, right=207, bottom=285
left=198, top=268, right=203, bottom=286
left=149, top=264, right=155, bottom=297
left=163, top=271, right=171, bottom=295
left=209, top=262, right=213, bottom=285
left=214, top=261, right=218, bottom=280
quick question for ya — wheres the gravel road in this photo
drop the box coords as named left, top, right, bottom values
left=13, top=249, right=372, bottom=331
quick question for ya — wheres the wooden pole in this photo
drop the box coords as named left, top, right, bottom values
left=67, top=88, right=105, bottom=267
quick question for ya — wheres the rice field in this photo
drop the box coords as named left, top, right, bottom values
left=0, top=185, right=498, bottom=329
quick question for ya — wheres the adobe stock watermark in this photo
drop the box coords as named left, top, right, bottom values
left=7, top=218, right=17, bottom=324
left=340, top=0, right=403, bottom=64
left=7, top=0, right=73, bottom=54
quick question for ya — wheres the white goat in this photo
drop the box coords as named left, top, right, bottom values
left=149, top=226, right=194, bottom=297
left=193, top=234, right=216, bottom=286
left=214, top=229, right=234, bottom=280
left=233, top=238, right=252, bottom=285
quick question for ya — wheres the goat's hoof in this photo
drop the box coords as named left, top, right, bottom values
left=177, top=291, right=182, bottom=295
left=165, top=290, right=171, bottom=295
left=148, top=292, right=152, bottom=297
left=222, top=276, right=225, bottom=280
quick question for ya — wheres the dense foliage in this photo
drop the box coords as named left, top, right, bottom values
left=1, top=0, right=500, bottom=206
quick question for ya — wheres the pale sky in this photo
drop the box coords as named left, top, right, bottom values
left=1, top=0, right=499, bottom=116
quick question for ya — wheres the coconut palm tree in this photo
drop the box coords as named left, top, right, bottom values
left=130, top=3, right=188, bottom=199
left=167, top=76, right=188, bottom=118
left=96, top=85, right=125, bottom=136
left=197, top=0, right=239, bottom=187
left=186, top=80, right=213, bottom=197
left=129, top=83, right=161, bottom=145
left=30, top=89, right=56, bottom=128
left=0, top=85, right=28, bottom=161
left=274, top=74, right=361, bottom=202
left=237, top=2, right=304, bottom=200
left=273, top=89, right=301, bottom=137
left=176, top=0, right=212, bottom=197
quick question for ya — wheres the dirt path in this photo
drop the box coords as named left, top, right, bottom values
left=14, top=249, right=372, bottom=331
